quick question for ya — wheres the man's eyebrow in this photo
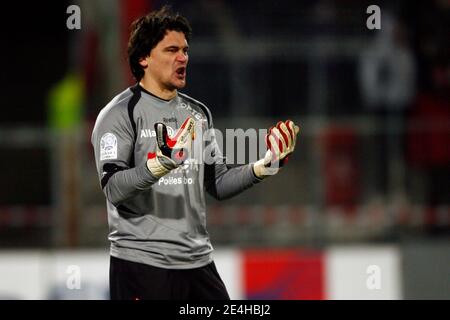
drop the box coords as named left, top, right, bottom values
left=164, top=45, right=189, bottom=50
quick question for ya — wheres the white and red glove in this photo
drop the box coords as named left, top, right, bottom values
left=253, top=120, right=300, bottom=179
left=146, top=117, right=195, bottom=178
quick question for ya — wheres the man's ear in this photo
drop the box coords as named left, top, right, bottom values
left=139, top=56, right=149, bottom=68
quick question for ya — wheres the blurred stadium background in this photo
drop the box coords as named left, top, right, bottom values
left=0, top=0, right=449, bottom=299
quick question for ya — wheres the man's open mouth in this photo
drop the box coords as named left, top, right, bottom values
left=176, top=67, right=186, bottom=77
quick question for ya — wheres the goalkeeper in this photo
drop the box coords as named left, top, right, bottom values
left=91, top=6, right=299, bottom=300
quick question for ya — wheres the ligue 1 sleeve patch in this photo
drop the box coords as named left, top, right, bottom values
left=100, top=133, right=118, bottom=160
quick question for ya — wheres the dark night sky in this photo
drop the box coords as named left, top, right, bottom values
left=0, top=1, right=70, bottom=125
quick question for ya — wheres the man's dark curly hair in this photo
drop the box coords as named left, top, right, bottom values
left=127, top=6, right=192, bottom=81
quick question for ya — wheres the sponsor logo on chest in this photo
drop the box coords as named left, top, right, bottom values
left=140, top=126, right=175, bottom=139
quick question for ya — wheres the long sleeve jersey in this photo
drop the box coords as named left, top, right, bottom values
left=91, top=84, right=261, bottom=269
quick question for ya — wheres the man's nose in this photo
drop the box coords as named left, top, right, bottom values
left=177, top=51, right=188, bottom=62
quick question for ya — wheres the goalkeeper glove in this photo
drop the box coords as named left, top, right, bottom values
left=146, top=117, right=195, bottom=178
left=253, top=120, right=300, bottom=179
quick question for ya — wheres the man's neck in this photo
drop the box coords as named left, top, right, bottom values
left=139, top=78, right=176, bottom=100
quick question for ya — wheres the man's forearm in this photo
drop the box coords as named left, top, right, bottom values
left=207, top=163, right=262, bottom=201
left=103, top=163, right=160, bottom=206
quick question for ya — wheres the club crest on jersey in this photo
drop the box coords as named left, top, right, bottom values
left=141, top=126, right=175, bottom=139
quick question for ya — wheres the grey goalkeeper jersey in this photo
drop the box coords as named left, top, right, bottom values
left=91, top=84, right=261, bottom=269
